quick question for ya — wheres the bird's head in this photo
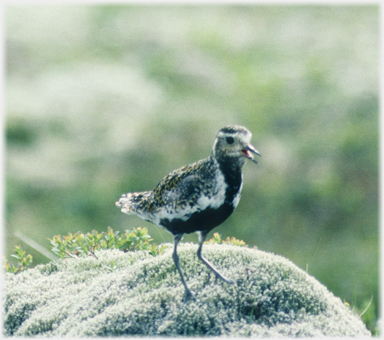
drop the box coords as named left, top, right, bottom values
left=212, top=125, right=261, bottom=166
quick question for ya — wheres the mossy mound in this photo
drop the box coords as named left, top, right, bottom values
left=4, top=243, right=370, bottom=337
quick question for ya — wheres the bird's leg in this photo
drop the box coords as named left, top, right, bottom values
left=172, top=234, right=195, bottom=302
left=197, top=231, right=235, bottom=284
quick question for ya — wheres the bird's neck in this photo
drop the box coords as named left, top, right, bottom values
left=211, top=153, right=245, bottom=174
left=211, top=156, right=243, bottom=203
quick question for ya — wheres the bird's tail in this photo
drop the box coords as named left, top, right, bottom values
left=115, top=191, right=152, bottom=215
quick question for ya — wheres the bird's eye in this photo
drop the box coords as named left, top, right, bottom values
left=226, top=136, right=235, bottom=144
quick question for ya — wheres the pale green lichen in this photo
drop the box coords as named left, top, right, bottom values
left=3, top=243, right=370, bottom=337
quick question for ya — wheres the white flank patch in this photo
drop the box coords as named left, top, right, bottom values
left=155, top=167, right=228, bottom=224
left=197, top=168, right=227, bottom=210
left=232, top=179, right=243, bottom=209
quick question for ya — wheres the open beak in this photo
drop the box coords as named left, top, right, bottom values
left=242, top=144, right=261, bottom=164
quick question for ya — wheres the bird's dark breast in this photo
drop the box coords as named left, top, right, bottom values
left=160, top=161, right=243, bottom=235
left=160, top=202, right=235, bottom=235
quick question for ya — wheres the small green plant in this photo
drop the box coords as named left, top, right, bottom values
left=3, top=245, right=33, bottom=273
left=49, top=227, right=168, bottom=259
left=4, top=229, right=242, bottom=274
left=205, top=232, right=247, bottom=247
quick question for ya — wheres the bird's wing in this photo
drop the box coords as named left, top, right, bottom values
left=162, top=174, right=201, bottom=205
left=151, top=160, right=210, bottom=210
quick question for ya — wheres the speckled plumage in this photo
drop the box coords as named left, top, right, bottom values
left=119, top=158, right=215, bottom=215
left=116, top=125, right=260, bottom=301
left=118, top=157, right=229, bottom=235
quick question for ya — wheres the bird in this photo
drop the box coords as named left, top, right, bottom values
left=116, top=125, right=260, bottom=301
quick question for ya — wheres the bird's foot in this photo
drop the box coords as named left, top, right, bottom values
left=183, top=288, right=196, bottom=303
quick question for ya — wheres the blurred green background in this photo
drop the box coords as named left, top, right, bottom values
left=5, top=5, right=378, bottom=333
